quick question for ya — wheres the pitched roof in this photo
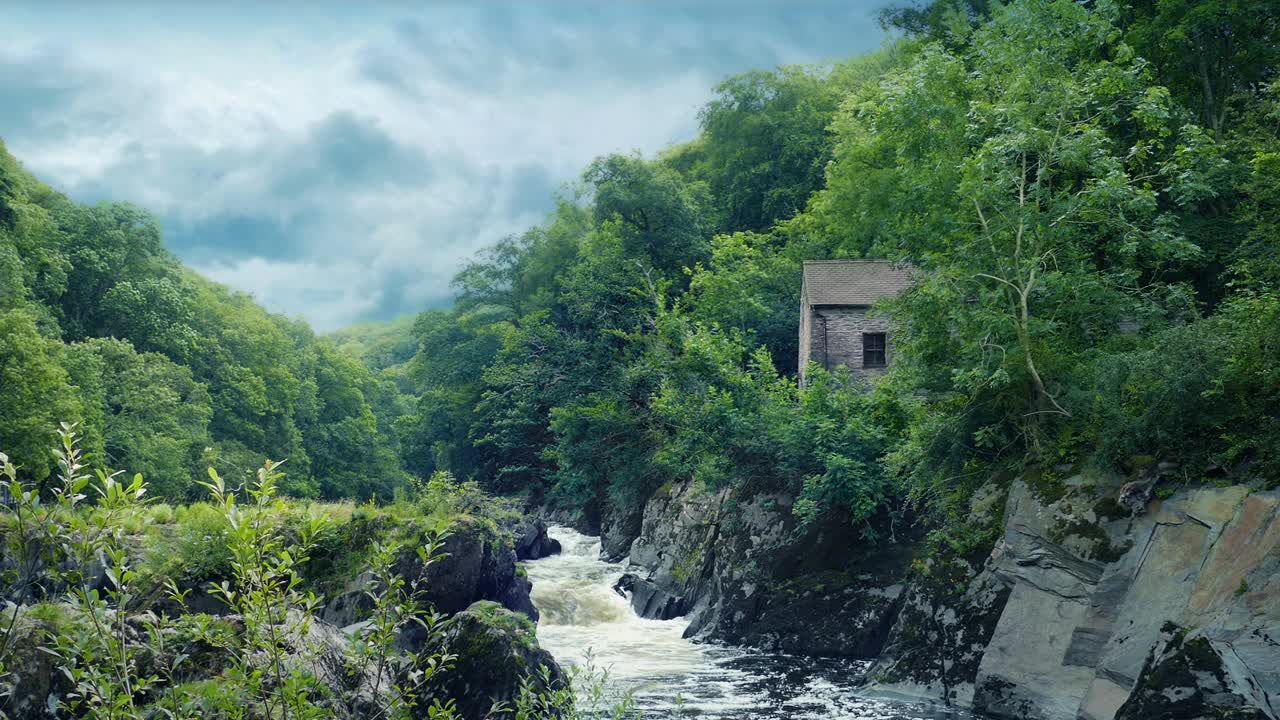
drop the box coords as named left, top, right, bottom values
left=802, top=260, right=914, bottom=306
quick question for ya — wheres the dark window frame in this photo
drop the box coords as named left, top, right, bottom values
left=862, top=332, right=887, bottom=368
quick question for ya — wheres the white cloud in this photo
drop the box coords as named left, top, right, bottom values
left=0, top=1, right=885, bottom=330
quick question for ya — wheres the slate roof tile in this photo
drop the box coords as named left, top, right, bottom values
left=802, top=260, right=914, bottom=306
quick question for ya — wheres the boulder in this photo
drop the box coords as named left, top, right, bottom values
left=611, top=572, right=636, bottom=598
left=628, top=576, right=687, bottom=620
left=322, top=519, right=538, bottom=627
left=0, top=609, right=68, bottom=720
left=419, top=601, right=566, bottom=720
left=612, top=572, right=687, bottom=620
left=512, top=517, right=561, bottom=561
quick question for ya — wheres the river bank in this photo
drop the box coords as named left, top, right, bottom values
left=526, top=526, right=973, bottom=720
left=576, top=472, right=1280, bottom=720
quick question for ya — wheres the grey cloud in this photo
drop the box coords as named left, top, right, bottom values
left=66, top=111, right=442, bottom=260
left=0, top=51, right=117, bottom=140
left=0, top=1, right=885, bottom=329
left=302, top=112, right=436, bottom=188
left=503, top=163, right=561, bottom=216
left=362, top=1, right=881, bottom=97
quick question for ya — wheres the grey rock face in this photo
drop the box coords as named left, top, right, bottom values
left=870, top=477, right=1280, bottom=720
left=321, top=518, right=539, bottom=627
left=0, top=612, right=67, bottom=720
left=623, top=479, right=913, bottom=657
left=866, top=557, right=1010, bottom=707
left=979, top=483, right=1279, bottom=720
left=599, top=503, right=644, bottom=562
left=1115, top=624, right=1272, bottom=720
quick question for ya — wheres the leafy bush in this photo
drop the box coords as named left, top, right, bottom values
left=1076, top=292, right=1280, bottom=482
left=646, top=317, right=905, bottom=538
left=0, top=429, right=624, bottom=720
left=149, top=502, right=233, bottom=584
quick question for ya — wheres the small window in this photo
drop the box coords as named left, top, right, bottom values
left=863, top=332, right=887, bottom=367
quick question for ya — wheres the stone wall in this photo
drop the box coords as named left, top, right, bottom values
left=799, top=284, right=813, bottom=376
left=801, top=305, right=893, bottom=383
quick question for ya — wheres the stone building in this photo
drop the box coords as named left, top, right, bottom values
left=798, top=260, right=913, bottom=384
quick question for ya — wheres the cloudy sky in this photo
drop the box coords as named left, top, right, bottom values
left=2, top=1, right=888, bottom=331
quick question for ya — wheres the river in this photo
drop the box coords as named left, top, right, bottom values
left=525, top=526, right=973, bottom=719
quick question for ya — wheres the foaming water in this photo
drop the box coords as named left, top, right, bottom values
left=526, top=526, right=972, bottom=719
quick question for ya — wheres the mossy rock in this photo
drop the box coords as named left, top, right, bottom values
left=1023, top=466, right=1070, bottom=505
left=421, top=601, right=564, bottom=719
left=1115, top=625, right=1272, bottom=720
left=1047, top=517, right=1128, bottom=562
left=0, top=609, right=70, bottom=720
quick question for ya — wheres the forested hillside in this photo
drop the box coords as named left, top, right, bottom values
left=0, top=146, right=409, bottom=500
left=2, top=1, right=1280, bottom=718
left=3, top=0, right=1278, bottom=550
left=399, top=0, right=1280, bottom=550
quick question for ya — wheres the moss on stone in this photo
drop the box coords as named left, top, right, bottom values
left=1116, top=625, right=1270, bottom=720
left=1048, top=517, right=1127, bottom=562
left=1024, top=466, right=1070, bottom=505
left=24, top=601, right=68, bottom=628
left=1094, top=495, right=1128, bottom=520
left=463, top=600, right=538, bottom=652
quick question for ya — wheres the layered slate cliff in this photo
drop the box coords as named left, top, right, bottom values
left=869, top=478, right=1280, bottom=720
left=609, top=469, right=1279, bottom=720
left=615, top=478, right=914, bottom=658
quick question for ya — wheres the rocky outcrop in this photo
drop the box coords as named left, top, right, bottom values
left=867, top=556, right=1010, bottom=707
left=419, top=601, right=566, bottom=720
left=869, top=477, right=1280, bottom=720
left=1114, top=624, right=1272, bottom=720
left=620, top=479, right=914, bottom=657
left=599, top=503, right=644, bottom=562
left=512, top=517, right=561, bottom=561
left=614, top=572, right=687, bottom=620
left=624, top=480, right=726, bottom=623
left=322, top=517, right=538, bottom=627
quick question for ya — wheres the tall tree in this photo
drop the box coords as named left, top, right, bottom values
left=1124, top=0, right=1280, bottom=137
left=814, top=0, right=1221, bottom=505
left=0, top=309, right=82, bottom=484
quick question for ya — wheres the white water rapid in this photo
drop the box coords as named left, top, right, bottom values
left=525, top=526, right=973, bottom=719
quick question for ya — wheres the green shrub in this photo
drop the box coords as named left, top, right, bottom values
left=147, top=503, right=176, bottom=524
left=149, top=502, right=233, bottom=583
left=1076, top=292, right=1280, bottom=483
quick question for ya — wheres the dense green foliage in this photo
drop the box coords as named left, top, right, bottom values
left=0, top=429, right=615, bottom=719
left=327, top=314, right=420, bottom=388
left=395, top=0, right=1280, bottom=545
left=0, top=147, right=408, bottom=499
left=3, top=0, right=1278, bottom=549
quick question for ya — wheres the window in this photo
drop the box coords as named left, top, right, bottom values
left=862, top=332, right=887, bottom=367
